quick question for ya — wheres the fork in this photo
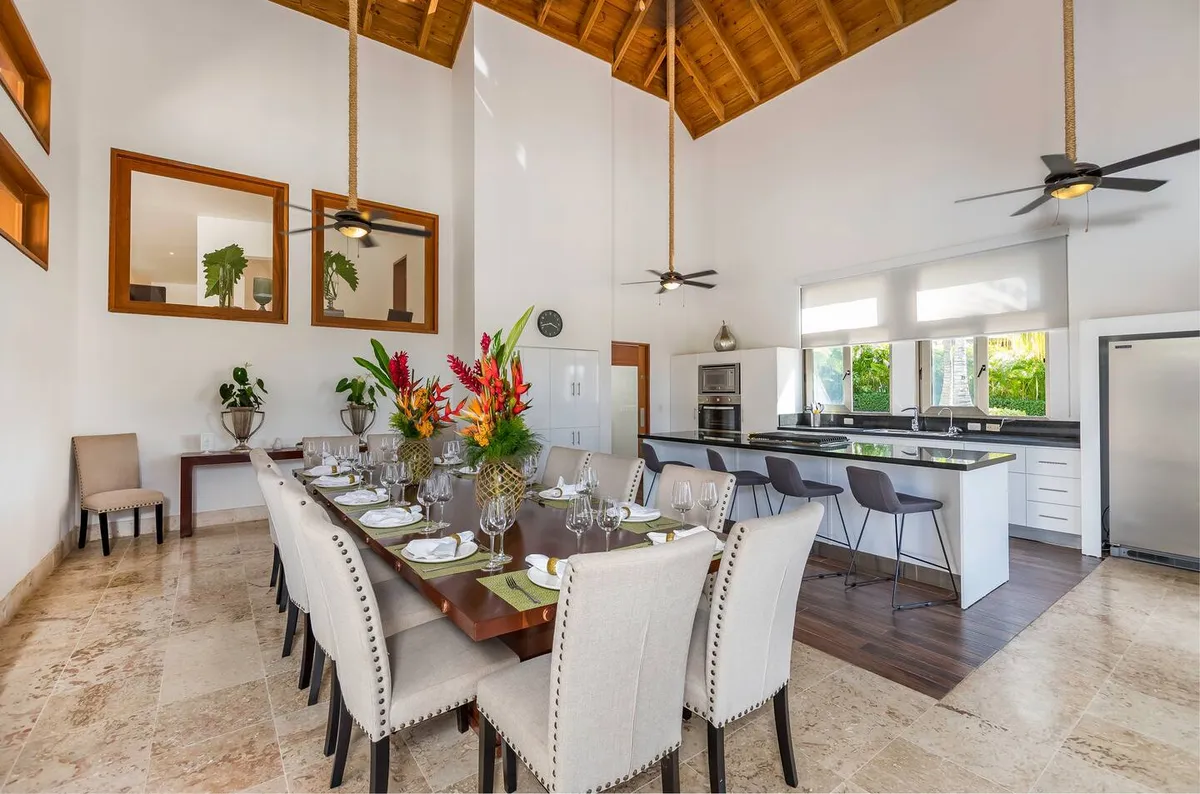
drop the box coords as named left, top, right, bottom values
left=505, top=574, right=541, bottom=605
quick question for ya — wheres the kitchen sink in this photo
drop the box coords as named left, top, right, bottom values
left=857, top=428, right=958, bottom=438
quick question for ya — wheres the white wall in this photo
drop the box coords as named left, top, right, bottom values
left=71, top=0, right=456, bottom=516
left=0, top=0, right=82, bottom=597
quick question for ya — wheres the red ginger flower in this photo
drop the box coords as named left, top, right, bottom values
left=389, top=352, right=410, bottom=392
left=480, top=332, right=491, bottom=355
left=447, top=354, right=482, bottom=394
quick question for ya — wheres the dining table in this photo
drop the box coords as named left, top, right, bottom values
left=298, top=468, right=722, bottom=661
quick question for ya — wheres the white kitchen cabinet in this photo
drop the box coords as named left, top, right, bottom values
left=1009, top=472, right=1027, bottom=526
left=1026, top=447, right=1081, bottom=479
left=574, top=350, right=600, bottom=428
left=550, top=426, right=598, bottom=451
left=521, top=346, right=600, bottom=452
left=670, top=354, right=699, bottom=432
left=668, top=348, right=799, bottom=432
left=517, top=347, right=551, bottom=433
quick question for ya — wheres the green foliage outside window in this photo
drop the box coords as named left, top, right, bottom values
left=988, top=334, right=1046, bottom=416
left=852, top=344, right=890, bottom=412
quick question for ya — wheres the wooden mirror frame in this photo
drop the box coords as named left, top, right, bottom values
left=108, top=149, right=289, bottom=324
left=308, top=189, right=439, bottom=334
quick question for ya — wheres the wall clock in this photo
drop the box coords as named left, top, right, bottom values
left=537, top=309, right=563, bottom=338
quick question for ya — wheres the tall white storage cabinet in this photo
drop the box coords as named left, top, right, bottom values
left=670, top=354, right=699, bottom=432
left=518, top=347, right=600, bottom=461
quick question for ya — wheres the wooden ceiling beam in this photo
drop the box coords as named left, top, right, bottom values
left=578, top=0, right=605, bottom=41
left=690, top=0, right=759, bottom=103
left=612, top=0, right=652, bottom=72
left=361, top=0, right=377, bottom=32
left=884, top=0, right=904, bottom=25
left=676, top=40, right=724, bottom=122
left=418, top=0, right=439, bottom=50
left=537, top=0, right=554, bottom=26
left=747, top=0, right=800, bottom=81
left=814, top=0, right=848, bottom=54
left=643, top=41, right=667, bottom=87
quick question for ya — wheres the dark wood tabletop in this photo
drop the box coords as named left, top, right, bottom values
left=305, top=474, right=717, bottom=659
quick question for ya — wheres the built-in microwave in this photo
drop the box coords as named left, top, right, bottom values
left=698, top=395, right=742, bottom=433
left=698, top=363, right=740, bottom=395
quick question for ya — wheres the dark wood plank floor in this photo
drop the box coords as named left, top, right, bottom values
left=794, top=539, right=1101, bottom=699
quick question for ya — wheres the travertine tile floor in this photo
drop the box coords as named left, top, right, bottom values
left=0, top=520, right=1196, bottom=793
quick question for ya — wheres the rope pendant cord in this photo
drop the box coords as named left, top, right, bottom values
left=348, top=0, right=360, bottom=210
left=667, top=0, right=675, bottom=275
left=1062, top=0, right=1075, bottom=162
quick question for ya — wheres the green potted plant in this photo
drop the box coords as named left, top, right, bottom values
left=218, top=364, right=267, bottom=451
left=323, top=251, right=359, bottom=315
left=203, top=243, right=249, bottom=309
left=335, top=375, right=379, bottom=439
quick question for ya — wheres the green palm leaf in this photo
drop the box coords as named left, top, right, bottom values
left=203, top=244, right=249, bottom=302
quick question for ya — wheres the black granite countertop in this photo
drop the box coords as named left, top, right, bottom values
left=774, top=424, right=1080, bottom=449
left=640, top=431, right=1018, bottom=472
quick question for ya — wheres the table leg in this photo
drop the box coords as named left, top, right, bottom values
left=180, top=458, right=195, bottom=538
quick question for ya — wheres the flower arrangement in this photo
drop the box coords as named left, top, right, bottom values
left=447, top=306, right=538, bottom=466
left=354, top=340, right=461, bottom=440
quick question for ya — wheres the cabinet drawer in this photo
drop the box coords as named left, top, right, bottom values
left=963, top=442, right=1026, bottom=472
left=1026, top=502, right=1081, bottom=535
left=1026, top=447, right=1080, bottom=478
left=1026, top=474, right=1080, bottom=507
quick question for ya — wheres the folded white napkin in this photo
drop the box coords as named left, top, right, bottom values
left=616, top=502, right=657, bottom=519
left=647, top=526, right=725, bottom=552
left=525, top=554, right=570, bottom=578
left=541, top=477, right=580, bottom=499
left=313, top=474, right=358, bottom=488
left=306, top=464, right=345, bottom=476
left=322, top=454, right=338, bottom=465
left=336, top=488, right=387, bottom=505
left=406, top=531, right=476, bottom=560
left=360, top=506, right=422, bottom=527
left=434, top=456, right=462, bottom=465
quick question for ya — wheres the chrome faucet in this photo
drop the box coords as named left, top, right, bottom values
left=936, top=407, right=962, bottom=436
left=900, top=406, right=920, bottom=432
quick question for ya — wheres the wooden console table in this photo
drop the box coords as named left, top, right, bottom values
left=179, top=448, right=302, bottom=537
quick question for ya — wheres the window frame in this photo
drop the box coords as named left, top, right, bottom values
left=0, top=129, right=48, bottom=269
left=804, top=343, right=893, bottom=414
left=919, top=333, right=1049, bottom=418
left=107, top=148, right=289, bottom=324
left=0, top=0, right=50, bottom=154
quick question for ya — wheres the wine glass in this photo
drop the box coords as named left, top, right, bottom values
left=417, top=478, right=438, bottom=536
left=380, top=462, right=400, bottom=507
left=521, top=454, right=539, bottom=498
left=671, top=480, right=694, bottom=524
left=320, top=441, right=332, bottom=467
left=565, top=494, right=593, bottom=553
left=596, top=496, right=621, bottom=551
left=576, top=465, right=599, bottom=497
left=492, top=497, right=516, bottom=565
left=434, top=470, right=454, bottom=532
left=479, top=499, right=506, bottom=572
left=303, top=439, right=320, bottom=469
left=395, top=460, right=412, bottom=506
left=698, top=481, right=719, bottom=531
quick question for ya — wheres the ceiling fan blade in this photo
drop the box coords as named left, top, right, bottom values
left=677, top=269, right=717, bottom=280
left=1010, top=193, right=1052, bottom=216
left=656, top=286, right=667, bottom=295
left=1040, top=154, right=1076, bottom=175
left=621, top=280, right=663, bottom=285
left=646, top=269, right=665, bottom=278
left=286, top=203, right=340, bottom=221
left=364, top=209, right=391, bottom=222
left=955, top=184, right=1047, bottom=203
left=1099, top=139, right=1200, bottom=175
left=361, top=234, right=379, bottom=248
left=1098, top=177, right=1167, bottom=193
left=288, top=223, right=337, bottom=235
left=682, top=280, right=716, bottom=289
left=371, top=222, right=432, bottom=238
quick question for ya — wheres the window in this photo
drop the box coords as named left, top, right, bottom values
left=0, top=0, right=50, bottom=153
left=805, top=343, right=891, bottom=413
left=920, top=332, right=1047, bottom=416
left=0, top=130, right=48, bottom=269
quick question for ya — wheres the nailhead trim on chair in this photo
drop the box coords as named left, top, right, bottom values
left=625, top=459, right=646, bottom=504
left=87, top=500, right=163, bottom=513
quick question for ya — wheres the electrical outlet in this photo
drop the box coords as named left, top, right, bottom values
left=200, top=432, right=216, bottom=453
left=985, top=422, right=1002, bottom=432
left=843, top=417, right=854, bottom=425
left=967, top=422, right=982, bottom=432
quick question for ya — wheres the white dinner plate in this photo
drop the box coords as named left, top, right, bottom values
left=538, top=488, right=580, bottom=500
left=304, top=465, right=349, bottom=477
left=359, top=509, right=423, bottom=529
left=617, top=507, right=661, bottom=523
left=400, top=540, right=478, bottom=564
left=527, top=567, right=562, bottom=591
left=333, top=490, right=388, bottom=507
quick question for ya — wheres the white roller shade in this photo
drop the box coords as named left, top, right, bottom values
left=800, top=236, right=1068, bottom=347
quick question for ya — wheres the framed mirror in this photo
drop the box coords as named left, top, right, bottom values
left=108, top=149, right=288, bottom=323
left=308, top=190, right=438, bottom=334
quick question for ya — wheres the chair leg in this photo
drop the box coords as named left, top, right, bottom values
left=133, top=507, right=140, bottom=538
left=269, top=546, right=280, bottom=589
left=278, top=570, right=288, bottom=612
left=751, top=485, right=761, bottom=517
left=99, top=513, right=111, bottom=557
left=370, top=735, right=390, bottom=794
left=647, top=471, right=658, bottom=502
left=682, top=707, right=692, bottom=721
left=456, top=703, right=470, bottom=734
left=844, top=509, right=891, bottom=589
left=777, top=494, right=786, bottom=514
left=706, top=722, right=726, bottom=793
left=661, top=747, right=681, bottom=793
left=330, top=699, right=352, bottom=788
left=324, top=663, right=340, bottom=757
left=78, top=509, right=88, bottom=549
left=773, top=685, right=798, bottom=787
left=892, top=511, right=959, bottom=611
left=502, top=740, right=517, bottom=793
left=282, top=601, right=299, bottom=657
left=155, top=503, right=164, bottom=544
left=309, top=643, right=326, bottom=706
left=299, top=613, right=315, bottom=688
left=478, top=715, right=497, bottom=793
left=765, top=485, right=775, bottom=515
left=805, top=494, right=853, bottom=582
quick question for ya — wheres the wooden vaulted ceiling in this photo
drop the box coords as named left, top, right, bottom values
left=267, top=0, right=956, bottom=137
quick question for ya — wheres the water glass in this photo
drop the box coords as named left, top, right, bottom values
left=417, top=478, right=438, bottom=535
left=597, top=496, right=621, bottom=550
left=565, top=494, right=593, bottom=553
left=395, top=460, right=412, bottom=506
left=671, top=480, right=695, bottom=524
left=380, top=462, right=400, bottom=507
left=303, top=439, right=320, bottom=468
left=433, top=470, right=454, bottom=531
left=521, top=454, right=539, bottom=497
left=576, top=465, right=599, bottom=497
left=320, top=441, right=332, bottom=466
left=361, top=451, right=377, bottom=487
left=698, top=481, right=719, bottom=530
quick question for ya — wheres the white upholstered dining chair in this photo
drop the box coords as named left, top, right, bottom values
left=303, top=504, right=518, bottom=793
left=73, top=433, right=164, bottom=556
left=683, top=504, right=824, bottom=792
left=654, top=464, right=736, bottom=532
left=586, top=451, right=645, bottom=503
left=476, top=535, right=715, bottom=794
left=541, top=446, right=590, bottom=487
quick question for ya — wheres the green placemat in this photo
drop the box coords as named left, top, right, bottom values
left=357, top=519, right=434, bottom=542
left=478, top=569, right=560, bottom=610
left=387, top=544, right=493, bottom=579
left=620, top=516, right=685, bottom=534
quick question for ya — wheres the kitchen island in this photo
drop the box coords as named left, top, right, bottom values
left=640, top=430, right=1017, bottom=607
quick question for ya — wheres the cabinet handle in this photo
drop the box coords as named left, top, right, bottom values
left=1037, top=513, right=1068, bottom=521
left=1037, top=460, right=1067, bottom=466
left=1038, top=487, right=1068, bottom=493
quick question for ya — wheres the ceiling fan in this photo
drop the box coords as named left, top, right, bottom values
left=622, top=0, right=718, bottom=294
left=955, top=0, right=1199, bottom=217
left=286, top=0, right=431, bottom=248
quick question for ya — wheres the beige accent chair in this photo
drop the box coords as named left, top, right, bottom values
left=683, top=504, right=824, bottom=792
left=654, top=464, right=736, bottom=532
left=542, top=446, right=590, bottom=487
left=247, top=450, right=283, bottom=595
left=254, top=455, right=312, bottom=663
left=476, top=534, right=715, bottom=793
left=304, top=506, right=518, bottom=793
left=587, top=451, right=646, bottom=503
left=73, top=433, right=164, bottom=556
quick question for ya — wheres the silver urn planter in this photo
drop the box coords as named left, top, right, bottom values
left=221, top=407, right=265, bottom=452
left=340, top=404, right=376, bottom=440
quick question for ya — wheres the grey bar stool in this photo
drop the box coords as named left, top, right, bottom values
left=707, top=448, right=773, bottom=517
left=643, top=442, right=692, bottom=501
left=764, top=456, right=851, bottom=581
left=844, top=465, right=959, bottom=610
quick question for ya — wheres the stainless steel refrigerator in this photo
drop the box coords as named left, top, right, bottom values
left=1103, top=333, right=1200, bottom=570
